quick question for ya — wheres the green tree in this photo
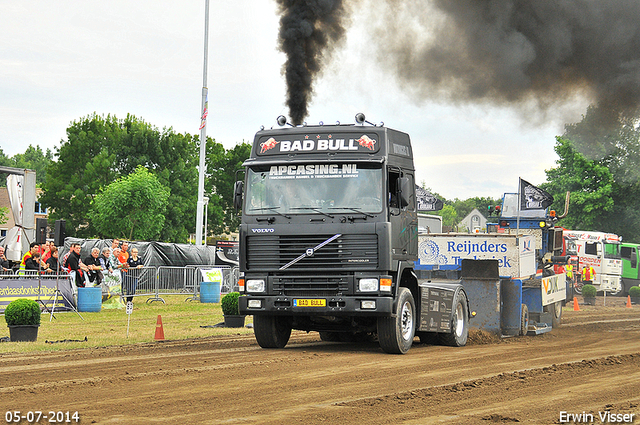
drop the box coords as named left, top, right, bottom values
left=0, top=207, right=7, bottom=225
left=89, top=166, right=170, bottom=241
left=543, top=102, right=640, bottom=241
left=438, top=204, right=458, bottom=229
left=542, top=137, right=615, bottom=230
left=206, top=140, right=251, bottom=235
left=0, top=145, right=52, bottom=185
left=0, top=147, right=11, bottom=166
left=10, top=145, right=53, bottom=185
left=40, top=114, right=198, bottom=242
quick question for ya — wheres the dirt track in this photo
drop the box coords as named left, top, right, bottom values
left=1, top=297, right=639, bottom=424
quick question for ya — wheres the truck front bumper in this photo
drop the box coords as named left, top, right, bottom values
left=239, top=295, right=394, bottom=316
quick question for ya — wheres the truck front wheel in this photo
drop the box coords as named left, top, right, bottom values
left=377, top=287, right=416, bottom=354
left=253, top=315, right=292, bottom=348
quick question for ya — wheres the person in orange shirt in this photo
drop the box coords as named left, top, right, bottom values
left=118, top=241, right=130, bottom=264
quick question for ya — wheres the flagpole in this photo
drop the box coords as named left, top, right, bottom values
left=517, top=178, right=521, bottom=234
left=195, top=0, right=210, bottom=246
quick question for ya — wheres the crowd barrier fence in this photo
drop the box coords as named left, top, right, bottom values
left=0, top=266, right=240, bottom=308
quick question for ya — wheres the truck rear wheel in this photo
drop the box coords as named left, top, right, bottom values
left=253, top=315, right=292, bottom=348
left=438, top=290, right=469, bottom=347
left=377, top=287, right=415, bottom=354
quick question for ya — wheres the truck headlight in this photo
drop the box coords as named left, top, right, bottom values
left=246, top=279, right=265, bottom=293
left=358, top=278, right=378, bottom=292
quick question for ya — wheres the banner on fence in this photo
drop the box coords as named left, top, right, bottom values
left=0, top=277, right=76, bottom=313
left=200, top=268, right=224, bottom=285
left=102, top=270, right=124, bottom=309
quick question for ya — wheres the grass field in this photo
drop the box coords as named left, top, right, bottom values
left=0, top=295, right=254, bottom=354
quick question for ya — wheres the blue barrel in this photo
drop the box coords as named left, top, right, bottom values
left=200, top=281, right=221, bottom=303
left=77, top=287, right=102, bottom=312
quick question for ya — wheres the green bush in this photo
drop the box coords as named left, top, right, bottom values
left=4, top=298, right=41, bottom=326
left=221, top=292, right=240, bottom=316
left=629, top=286, right=640, bottom=297
left=582, top=284, right=597, bottom=298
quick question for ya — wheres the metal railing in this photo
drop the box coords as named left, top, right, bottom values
left=0, top=265, right=240, bottom=306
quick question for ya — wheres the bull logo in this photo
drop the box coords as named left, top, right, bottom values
left=357, top=135, right=376, bottom=150
left=260, top=137, right=279, bottom=153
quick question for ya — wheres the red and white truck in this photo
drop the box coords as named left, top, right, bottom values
left=563, top=230, right=623, bottom=295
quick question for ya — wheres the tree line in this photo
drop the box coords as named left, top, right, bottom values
left=2, top=106, right=639, bottom=243
left=1, top=113, right=249, bottom=243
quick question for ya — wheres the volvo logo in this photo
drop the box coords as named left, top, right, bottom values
left=306, top=248, right=314, bottom=257
left=251, top=228, right=275, bottom=233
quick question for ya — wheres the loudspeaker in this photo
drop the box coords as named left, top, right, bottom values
left=54, top=220, right=66, bottom=246
left=36, top=218, right=48, bottom=244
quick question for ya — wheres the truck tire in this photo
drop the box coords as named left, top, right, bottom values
left=377, top=287, right=415, bottom=354
left=520, top=304, right=529, bottom=336
left=253, top=315, right=292, bottom=348
left=544, top=301, right=563, bottom=328
left=438, top=290, right=469, bottom=347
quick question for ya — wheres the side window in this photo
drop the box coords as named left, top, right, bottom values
left=621, top=246, right=632, bottom=260
left=388, top=170, right=400, bottom=208
left=585, top=242, right=597, bottom=256
left=404, top=173, right=415, bottom=210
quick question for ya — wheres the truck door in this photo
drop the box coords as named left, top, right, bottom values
left=388, top=168, right=417, bottom=260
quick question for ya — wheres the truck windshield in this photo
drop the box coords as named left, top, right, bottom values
left=604, top=242, right=621, bottom=259
left=245, top=163, right=383, bottom=215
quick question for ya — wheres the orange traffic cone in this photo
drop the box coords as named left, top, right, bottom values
left=626, top=295, right=632, bottom=308
left=155, top=315, right=165, bottom=341
left=573, top=297, right=580, bottom=311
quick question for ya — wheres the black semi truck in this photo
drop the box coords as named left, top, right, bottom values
left=234, top=114, right=470, bottom=354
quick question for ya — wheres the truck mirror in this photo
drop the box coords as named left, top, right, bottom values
left=399, top=176, right=411, bottom=208
left=233, top=181, right=244, bottom=210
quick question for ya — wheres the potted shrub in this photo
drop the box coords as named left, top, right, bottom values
left=629, top=286, right=640, bottom=305
left=4, top=298, right=41, bottom=342
left=582, top=284, right=597, bottom=306
left=221, top=292, right=245, bottom=328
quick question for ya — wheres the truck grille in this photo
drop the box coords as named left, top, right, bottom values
left=272, top=275, right=351, bottom=297
left=246, top=234, right=378, bottom=271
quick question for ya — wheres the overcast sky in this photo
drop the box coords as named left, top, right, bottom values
left=0, top=1, right=588, bottom=200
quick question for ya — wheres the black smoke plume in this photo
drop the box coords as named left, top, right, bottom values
left=276, top=0, right=349, bottom=125
left=374, top=0, right=640, bottom=121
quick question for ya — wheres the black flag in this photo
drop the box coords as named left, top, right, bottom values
left=416, top=186, right=443, bottom=211
left=520, top=178, right=554, bottom=210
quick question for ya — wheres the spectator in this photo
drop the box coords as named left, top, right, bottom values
left=111, top=238, right=120, bottom=252
left=45, top=246, right=59, bottom=273
left=20, top=242, right=48, bottom=274
left=0, top=246, right=11, bottom=273
left=25, top=252, right=42, bottom=271
left=119, top=241, right=130, bottom=264
left=84, top=247, right=104, bottom=286
left=124, top=247, right=144, bottom=303
left=41, top=241, right=55, bottom=263
left=66, top=243, right=89, bottom=287
left=110, top=247, right=128, bottom=272
left=100, top=247, right=112, bottom=273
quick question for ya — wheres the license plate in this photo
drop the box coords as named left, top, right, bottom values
left=293, top=298, right=326, bottom=307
